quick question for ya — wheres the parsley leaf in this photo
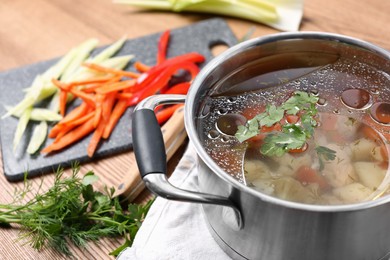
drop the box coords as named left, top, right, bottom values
left=260, top=124, right=307, bottom=156
left=316, top=145, right=337, bottom=171
left=282, top=91, right=319, bottom=114
left=259, top=104, right=284, bottom=127
left=235, top=117, right=259, bottom=142
left=235, top=90, right=320, bottom=157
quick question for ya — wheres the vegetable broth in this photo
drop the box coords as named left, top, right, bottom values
left=198, top=51, right=390, bottom=205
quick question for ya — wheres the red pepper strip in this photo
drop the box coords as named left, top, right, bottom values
left=155, top=104, right=184, bottom=125
left=127, top=61, right=200, bottom=107
left=157, top=30, right=170, bottom=64
left=161, top=82, right=191, bottom=95
left=135, top=53, right=205, bottom=92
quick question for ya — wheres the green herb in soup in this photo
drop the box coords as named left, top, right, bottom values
left=242, top=112, right=389, bottom=205
left=236, top=91, right=320, bottom=156
left=199, top=52, right=390, bottom=205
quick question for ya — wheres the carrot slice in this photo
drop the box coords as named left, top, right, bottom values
left=82, top=75, right=122, bottom=93
left=95, top=79, right=136, bottom=94
left=102, top=92, right=116, bottom=123
left=68, top=75, right=117, bottom=88
left=57, top=102, right=89, bottom=126
left=295, top=165, right=329, bottom=190
left=102, top=99, right=127, bottom=139
left=68, top=88, right=95, bottom=107
left=41, top=117, right=95, bottom=154
left=134, top=61, right=150, bottom=72
left=83, top=62, right=140, bottom=78
left=87, top=120, right=106, bottom=157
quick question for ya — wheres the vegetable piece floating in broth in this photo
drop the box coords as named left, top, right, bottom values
left=232, top=91, right=390, bottom=205
left=235, top=91, right=320, bottom=156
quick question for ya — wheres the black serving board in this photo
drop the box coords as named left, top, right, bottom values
left=0, top=18, right=238, bottom=181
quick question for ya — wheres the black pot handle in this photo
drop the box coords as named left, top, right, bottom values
left=132, top=94, right=243, bottom=230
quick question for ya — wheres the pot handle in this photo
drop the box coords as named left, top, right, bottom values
left=132, top=94, right=243, bottom=230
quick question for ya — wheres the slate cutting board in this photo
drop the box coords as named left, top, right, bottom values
left=0, top=18, right=238, bottom=181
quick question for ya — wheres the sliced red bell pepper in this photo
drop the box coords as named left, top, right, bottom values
left=157, top=30, right=170, bottom=64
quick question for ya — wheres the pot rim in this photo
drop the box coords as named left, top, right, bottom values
left=185, top=31, right=390, bottom=213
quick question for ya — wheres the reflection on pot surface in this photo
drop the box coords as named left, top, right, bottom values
left=198, top=49, right=390, bottom=205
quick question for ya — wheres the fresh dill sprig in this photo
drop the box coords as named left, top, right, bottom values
left=0, top=164, right=154, bottom=257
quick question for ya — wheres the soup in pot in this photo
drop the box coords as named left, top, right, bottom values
left=198, top=50, right=390, bottom=205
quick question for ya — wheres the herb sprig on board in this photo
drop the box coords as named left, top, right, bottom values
left=235, top=91, right=321, bottom=156
left=0, top=164, right=153, bottom=256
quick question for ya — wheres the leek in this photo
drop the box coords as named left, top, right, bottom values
left=13, top=108, right=32, bottom=151
left=3, top=36, right=133, bottom=154
left=113, top=0, right=304, bottom=32
left=27, top=121, right=48, bottom=154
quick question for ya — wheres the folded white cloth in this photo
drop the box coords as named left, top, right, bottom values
left=117, top=144, right=232, bottom=260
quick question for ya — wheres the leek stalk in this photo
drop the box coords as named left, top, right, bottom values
left=114, top=0, right=304, bottom=32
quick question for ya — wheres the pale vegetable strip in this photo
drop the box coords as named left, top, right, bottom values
left=13, top=108, right=32, bottom=151
left=114, top=0, right=304, bottom=32
left=42, top=30, right=204, bottom=157
left=27, top=121, right=48, bottom=154
left=3, top=37, right=132, bottom=154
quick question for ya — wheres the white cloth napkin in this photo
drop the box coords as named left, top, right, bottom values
left=117, top=144, right=232, bottom=260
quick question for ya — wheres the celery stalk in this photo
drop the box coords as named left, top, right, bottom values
left=60, top=38, right=99, bottom=82
left=114, top=0, right=304, bottom=31
left=27, top=121, right=48, bottom=154
left=4, top=36, right=133, bottom=155
left=13, top=108, right=32, bottom=151
left=88, top=36, right=127, bottom=63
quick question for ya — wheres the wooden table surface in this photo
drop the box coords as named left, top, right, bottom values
left=0, top=0, right=389, bottom=259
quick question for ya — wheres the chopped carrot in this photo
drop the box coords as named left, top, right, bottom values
left=134, top=61, right=150, bottom=72
left=82, top=75, right=122, bottom=93
left=288, top=142, right=308, bottom=154
left=42, top=32, right=205, bottom=156
left=93, top=94, right=105, bottom=128
left=295, top=165, right=329, bottom=190
left=87, top=120, right=106, bottom=157
left=83, top=62, right=140, bottom=78
left=68, top=75, right=117, bottom=88
left=102, top=99, right=128, bottom=139
left=285, top=115, right=300, bottom=124
left=95, top=79, right=136, bottom=94
left=54, top=112, right=95, bottom=141
left=41, top=117, right=95, bottom=154
left=52, top=79, right=71, bottom=116
left=68, top=88, right=95, bottom=107
left=57, top=102, right=89, bottom=126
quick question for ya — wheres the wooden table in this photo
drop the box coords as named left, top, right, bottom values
left=0, top=0, right=389, bottom=259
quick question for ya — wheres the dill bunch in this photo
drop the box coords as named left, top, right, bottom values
left=0, top=164, right=153, bottom=256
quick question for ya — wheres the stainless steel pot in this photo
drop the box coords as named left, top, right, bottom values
left=132, top=32, right=390, bottom=260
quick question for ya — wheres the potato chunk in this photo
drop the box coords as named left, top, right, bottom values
left=354, top=161, right=386, bottom=190
left=350, top=138, right=377, bottom=161
left=332, top=183, right=372, bottom=203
